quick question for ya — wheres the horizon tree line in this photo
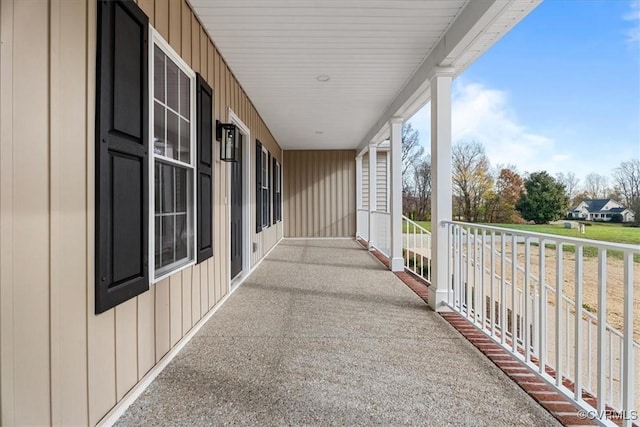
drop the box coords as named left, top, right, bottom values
left=400, top=124, right=640, bottom=225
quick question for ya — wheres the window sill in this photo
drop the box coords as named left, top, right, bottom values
left=151, top=258, right=197, bottom=284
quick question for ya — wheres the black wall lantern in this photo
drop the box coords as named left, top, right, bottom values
left=216, top=120, right=239, bottom=162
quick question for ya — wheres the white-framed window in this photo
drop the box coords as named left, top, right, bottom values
left=275, top=161, right=282, bottom=222
left=150, top=30, right=197, bottom=281
left=261, top=146, right=270, bottom=228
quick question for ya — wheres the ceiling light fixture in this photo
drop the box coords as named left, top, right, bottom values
left=316, top=74, right=330, bottom=82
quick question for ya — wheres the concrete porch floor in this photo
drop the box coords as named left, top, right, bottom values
left=116, top=239, right=559, bottom=426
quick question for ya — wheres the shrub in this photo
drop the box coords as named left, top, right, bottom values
left=611, top=213, right=624, bottom=223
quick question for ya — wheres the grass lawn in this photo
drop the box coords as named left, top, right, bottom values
left=403, top=220, right=431, bottom=233
left=402, top=220, right=638, bottom=260
left=404, top=220, right=638, bottom=245
left=488, top=222, right=640, bottom=246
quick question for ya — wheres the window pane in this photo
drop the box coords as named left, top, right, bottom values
left=175, top=167, right=187, bottom=212
left=262, top=155, right=268, bottom=186
left=153, top=101, right=165, bottom=156
left=153, top=46, right=165, bottom=103
left=179, top=71, right=190, bottom=119
left=263, top=188, right=268, bottom=225
left=179, top=119, right=190, bottom=163
left=154, top=216, right=161, bottom=268
left=166, top=58, right=179, bottom=111
left=160, top=215, right=175, bottom=267
left=154, top=162, right=161, bottom=213
left=175, top=214, right=187, bottom=261
left=161, top=163, right=175, bottom=213
left=166, top=110, right=179, bottom=160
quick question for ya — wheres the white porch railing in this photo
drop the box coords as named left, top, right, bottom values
left=357, top=209, right=369, bottom=242
left=402, top=216, right=431, bottom=283
left=444, top=221, right=638, bottom=427
left=371, top=211, right=391, bottom=257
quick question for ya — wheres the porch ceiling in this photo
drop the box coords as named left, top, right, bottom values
left=190, top=0, right=540, bottom=151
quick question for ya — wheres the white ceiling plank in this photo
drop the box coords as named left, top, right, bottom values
left=191, top=0, right=464, bottom=9
left=200, top=15, right=456, bottom=25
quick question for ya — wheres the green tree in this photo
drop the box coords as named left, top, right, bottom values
left=612, top=158, right=640, bottom=225
left=516, top=171, right=569, bottom=224
left=452, top=141, right=493, bottom=222
left=401, top=123, right=423, bottom=195
left=485, top=168, right=524, bottom=223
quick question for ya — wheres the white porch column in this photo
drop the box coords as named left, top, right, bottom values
left=429, top=68, right=454, bottom=311
left=368, top=142, right=377, bottom=250
left=389, top=117, right=404, bottom=271
left=355, top=155, right=363, bottom=237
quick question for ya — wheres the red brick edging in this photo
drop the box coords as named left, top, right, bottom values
left=357, top=238, right=617, bottom=427
left=356, top=238, right=430, bottom=304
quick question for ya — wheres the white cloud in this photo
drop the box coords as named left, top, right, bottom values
left=408, top=80, right=575, bottom=177
left=623, top=1, right=640, bottom=44
left=451, top=81, right=568, bottom=175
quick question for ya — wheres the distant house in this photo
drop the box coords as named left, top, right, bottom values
left=569, top=199, right=636, bottom=222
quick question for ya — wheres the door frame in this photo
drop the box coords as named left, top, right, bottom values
left=227, top=108, right=251, bottom=290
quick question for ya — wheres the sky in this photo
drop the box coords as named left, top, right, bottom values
left=407, top=0, right=640, bottom=182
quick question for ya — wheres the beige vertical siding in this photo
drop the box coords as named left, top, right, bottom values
left=283, top=151, right=356, bottom=238
left=0, top=0, right=283, bottom=425
left=0, top=1, right=51, bottom=424
left=376, top=151, right=389, bottom=212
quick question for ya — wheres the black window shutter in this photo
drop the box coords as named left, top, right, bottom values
left=95, top=0, right=149, bottom=314
left=196, top=73, right=213, bottom=263
left=278, top=164, right=282, bottom=221
left=272, top=156, right=276, bottom=225
left=256, top=140, right=262, bottom=233
left=267, top=152, right=272, bottom=226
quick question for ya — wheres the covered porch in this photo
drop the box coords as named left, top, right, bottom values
left=1, top=0, right=636, bottom=425
left=115, top=239, right=558, bottom=426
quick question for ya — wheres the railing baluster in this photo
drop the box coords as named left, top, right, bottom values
left=501, top=232, right=506, bottom=346
left=556, top=243, right=563, bottom=388
left=512, top=234, right=518, bottom=354
left=453, top=225, right=462, bottom=311
left=490, top=231, right=495, bottom=337
left=456, top=225, right=462, bottom=309
left=574, top=245, right=583, bottom=402
left=524, top=237, right=531, bottom=362
left=538, top=239, right=546, bottom=375
left=479, top=229, right=485, bottom=326
left=413, top=223, right=417, bottom=275
left=597, top=248, right=606, bottom=417
left=466, top=227, right=472, bottom=319
left=447, top=224, right=452, bottom=306
left=566, top=298, right=570, bottom=379
left=622, top=252, right=634, bottom=427
left=587, top=319, right=592, bottom=393
left=420, top=227, right=425, bottom=279
left=473, top=228, right=478, bottom=323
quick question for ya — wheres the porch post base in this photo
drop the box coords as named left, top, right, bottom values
left=390, top=257, right=403, bottom=272
left=428, top=287, right=452, bottom=312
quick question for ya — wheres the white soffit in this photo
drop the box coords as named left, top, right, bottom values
left=190, top=0, right=540, bottom=150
